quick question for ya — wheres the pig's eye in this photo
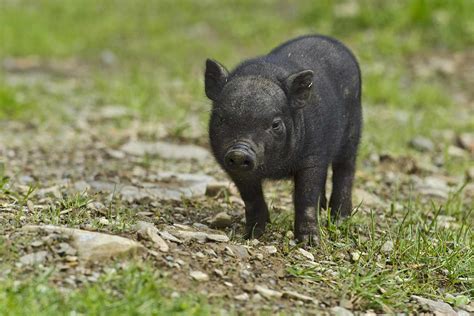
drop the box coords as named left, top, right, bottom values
left=271, top=119, right=284, bottom=132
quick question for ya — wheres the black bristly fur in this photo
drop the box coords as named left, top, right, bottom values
left=205, top=35, right=362, bottom=244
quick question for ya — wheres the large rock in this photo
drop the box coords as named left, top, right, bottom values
left=411, top=295, right=457, bottom=316
left=209, top=211, right=232, bottom=228
left=77, top=172, right=216, bottom=202
left=23, top=225, right=145, bottom=262
left=120, top=141, right=210, bottom=161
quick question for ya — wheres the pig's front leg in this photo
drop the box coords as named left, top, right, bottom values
left=234, top=179, right=270, bottom=239
left=294, top=165, right=328, bottom=245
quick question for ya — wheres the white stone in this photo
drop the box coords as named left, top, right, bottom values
left=283, top=290, right=318, bottom=304
left=158, top=231, right=183, bottom=244
left=411, top=295, right=456, bottom=316
left=350, top=251, right=361, bottom=261
left=23, top=225, right=145, bottom=262
left=330, top=306, right=354, bottom=316
left=234, top=293, right=249, bottom=301
left=144, top=227, right=169, bottom=252
left=19, top=251, right=48, bottom=265
left=173, top=230, right=208, bottom=243
left=298, top=248, right=315, bottom=261
left=409, top=136, right=434, bottom=152
left=263, top=245, right=278, bottom=254
left=381, top=240, right=394, bottom=253
left=255, top=285, right=282, bottom=299
left=206, top=233, right=230, bottom=242
left=190, top=271, right=209, bottom=281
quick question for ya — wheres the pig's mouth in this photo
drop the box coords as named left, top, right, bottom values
left=224, top=142, right=257, bottom=173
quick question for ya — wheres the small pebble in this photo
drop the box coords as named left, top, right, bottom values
left=235, top=293, right=249, bottom=301
left=458, top=133, right=474, bottom=152
left=255, top=285, right=283, bottom=299
left=250, top=239, right=260, bottom=246
left=26, top=200, right=35, bottom=212
left=298, top=248, right=315, bottom=261
left=190, top=270, right=209, bottom=281
left=350, top=251, right=361, bottom=262
left=99, top=218, right=110, bottom=225
left=263, top=245, right=278, bottom=254
left=409, top=136, right=434, bottom=152
left=19, top=251, right=48, bottom=265
left=381, top=240, right=394, bottom=253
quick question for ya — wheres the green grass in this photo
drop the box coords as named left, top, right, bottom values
left=0, top=264, right=214, bottom=316
left=0, top=85, right=38, bottom=120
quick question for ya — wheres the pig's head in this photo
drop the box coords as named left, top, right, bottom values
left=205, top=59, right=313, bottom=179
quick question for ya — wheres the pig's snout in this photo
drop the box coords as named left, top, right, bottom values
left=224, top=143, right=256, bottom=172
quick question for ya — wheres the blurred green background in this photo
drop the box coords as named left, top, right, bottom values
left=1, top=0, right=473, bottom=155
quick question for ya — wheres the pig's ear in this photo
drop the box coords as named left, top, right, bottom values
left=284, top=70, right=314, bottom=109
left=205, top=59, right=229, bottom=101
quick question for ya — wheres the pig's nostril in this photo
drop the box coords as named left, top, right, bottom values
left=224, top=149, right=255, bottom=172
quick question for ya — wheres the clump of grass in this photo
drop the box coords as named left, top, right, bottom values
left=36, top=192, right=92, bottom=226
left=287, top=194, right=473, bottom=312
left=30, top=191, right=137, bottom=233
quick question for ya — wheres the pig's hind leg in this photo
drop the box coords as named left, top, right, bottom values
left=330, top=125, right=360, bottom=220
left=319, top=177, right=328, bottom=211
left=329, top=156, right=356, bottom=221
left=330, top=99, right=361, bottom=221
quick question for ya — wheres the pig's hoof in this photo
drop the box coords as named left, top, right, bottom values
left=295, top=231, right=320, bottom=247
left=244, top=224, right=266, bottom=239
left=330, top=212, right=351, bottom=226
left=329, top=203, right=352, bottom=223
